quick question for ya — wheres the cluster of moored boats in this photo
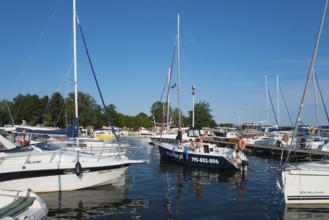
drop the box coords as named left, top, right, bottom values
left=148, top=123, right=329, bottom=205
left=0, top=127, right=148, bottom=219
left=211, top=125, right=329, bottom=152
left=242, top=126, right=329, bottom=152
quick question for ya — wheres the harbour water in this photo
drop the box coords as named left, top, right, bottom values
left=39, top=138, right=329, bottom=219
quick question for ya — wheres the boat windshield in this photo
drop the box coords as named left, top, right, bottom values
left=33, top=142, right=61, bottom=151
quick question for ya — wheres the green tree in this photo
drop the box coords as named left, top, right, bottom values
left=219, top=123, right=234, bottom=128
left=0, top=92, right=222, bottom=131
left=188, top=101, right=217, bottom=128
left=0, top=99, right=14, bottom=126
left=65, top=92, right=101, bottom=128
left=105, top=104, right=119, bottom=127
left=150, top=101, right=164, bottom=123
left=47, top=92, right=65, bottom=127
left=12, top=94, right=49, bottom=126
left=134, top=112, right=152, bottom=128
left=170, top=107, right=187, bottom=127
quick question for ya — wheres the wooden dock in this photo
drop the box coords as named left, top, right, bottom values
left=202, top=136, right=329, bottom=162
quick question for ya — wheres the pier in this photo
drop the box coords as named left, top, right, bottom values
left=202, top=136, right=329, bottom=162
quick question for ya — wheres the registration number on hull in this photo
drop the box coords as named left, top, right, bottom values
left=164, top=151, right=220, bottom=164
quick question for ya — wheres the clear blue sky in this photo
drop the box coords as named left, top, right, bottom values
left=1, top=0, right=329, bottom=127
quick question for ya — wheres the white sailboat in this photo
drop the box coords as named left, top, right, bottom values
left=279, top=0, right=329, bottom=205
left=157, top=13, right=248, bottom=171
left=0, top=0, right=147, bottom=193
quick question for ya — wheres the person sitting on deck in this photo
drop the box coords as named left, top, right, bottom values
left=195, top=136, right=203, bottom=152
left=189, top=139, right=196, bottom=151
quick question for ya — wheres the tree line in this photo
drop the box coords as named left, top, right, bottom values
left=0, top=92, right=223, bottom=130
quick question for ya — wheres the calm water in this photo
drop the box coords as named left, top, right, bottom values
left=39, top=138, right=329, bottom=220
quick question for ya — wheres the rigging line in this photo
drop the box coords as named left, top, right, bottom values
left=279, top=85, right=293, bottom=127
left=267, top=89, right=279, bottom=127
left=159, top=74, right=168, bottom=102
left=55, top=102, right=65, bottom=127
left=28, top=95, right=54, bottom=126
left=52, top=63, right=74, bottom=128
left=76, top=15, right=121, bottom=149
left=2, top=99, right=15, bottom=126
left=314, top=72, right=329, bottom=124
left=14, top=99, right=23, bottom=123
left=161, top=36, right=177, bottom=138
left=180, top=13, right=214, bottom=90
left=8, top=1, right=65, bottom=125
left=0, top=86, right=15, bottom=126
left=11, top=0, right=64, bottom=96
left=160, top=32, right=177, bottom=103
left=284, top=0, right=328, bottom=165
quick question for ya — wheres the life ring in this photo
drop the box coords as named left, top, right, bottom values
left=238, top=139, right=246, bottom=150
left=282, top=134, right=289, bottom=142
left=309, top=127, right=316, bottom=135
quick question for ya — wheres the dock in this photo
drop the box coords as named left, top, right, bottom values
left=202, top=136, right=329, bottom=162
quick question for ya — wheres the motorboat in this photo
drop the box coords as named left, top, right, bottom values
left=158, top=139, right=248, bottom=170
left=0, top=188, right=48, bottom=219
left=0, top=141, right=148, bottom=193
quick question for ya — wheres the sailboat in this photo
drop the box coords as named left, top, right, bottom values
left=0, top=0, right=147, bottom=193
left=278, top=0, right=329, bottom=204
left=158, top=14, right=248, bottom=170
left=149, top=14, right=205, bottom=147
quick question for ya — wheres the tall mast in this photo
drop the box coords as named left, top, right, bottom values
left=312, top=68, right=320, bottom=126
left=167, top=68, right=171, bottom=130
left=177, top=13, right=181, bottom=127
left=285, top=0, right=328, bottom=164
left=277, top=75, right=279, bottom=126
left=265, top=75, right=269, bottom=126
left=73, top=0, right=78, bottom=120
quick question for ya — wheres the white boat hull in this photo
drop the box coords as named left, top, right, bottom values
left=282, top=161, right=329, bottom=204
left=0, top=165, right=129, bottom=192
left=0, top=149, right=145, bottom=193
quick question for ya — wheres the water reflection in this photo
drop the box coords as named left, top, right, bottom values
left=284, top=204, right=329, bottom=220
left=159, top=158, right=247, bottom=218
left=39, top=175, right=148, bottom=219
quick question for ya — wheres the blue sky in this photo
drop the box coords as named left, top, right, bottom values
left=1, top=0, right=329, bottom=127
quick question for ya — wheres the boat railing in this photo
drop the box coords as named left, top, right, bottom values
left=0, top=149, right=108, bottom=166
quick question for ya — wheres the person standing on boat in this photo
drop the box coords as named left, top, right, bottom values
left=176, top=128, right=183, bottom=147
left=231, top=144, right=241, bottom=166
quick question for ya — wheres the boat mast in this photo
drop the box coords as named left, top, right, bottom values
left=167, top=68, right=171, bottom=130
left=312, top=68, right=320, bottom=126
left=277, top=75, right=279, bottom=126
left=73, top=0, right=78, bottom=121
left=192, top=85, right=196, bottom=127
left=177, top=13, right=181, bottom=127
left=285, top=0, right=328, bottom=164
left=73, top=0, right=79, bottom=147
left=265, top=75, right=269, bottom=126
